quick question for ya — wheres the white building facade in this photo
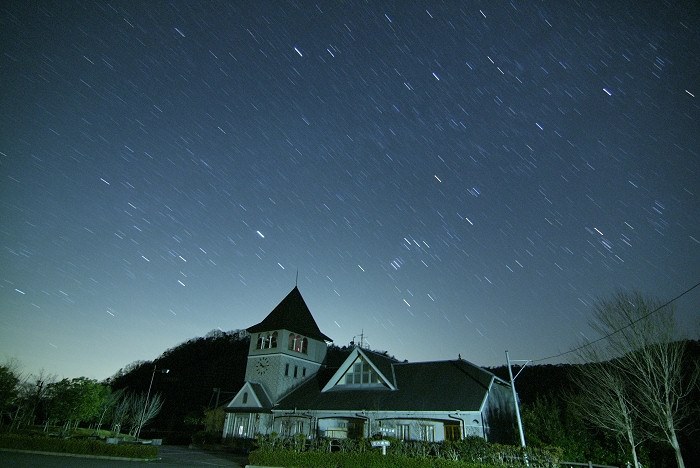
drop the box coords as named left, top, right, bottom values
left=223, top=287, right=515, bottom=443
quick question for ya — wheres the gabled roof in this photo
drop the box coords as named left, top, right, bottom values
left=224, top=382, right=272, bottom=413
left=322, top=347, right=398, bottom=391
left=277, top=357, right=500, bottom=413
left=247, top=287, right=332, bottom=342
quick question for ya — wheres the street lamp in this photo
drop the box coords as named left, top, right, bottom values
left=135, top=364, right=169, bottom=441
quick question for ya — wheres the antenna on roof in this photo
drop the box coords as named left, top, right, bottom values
left=351, top=329, right=368, bottom=349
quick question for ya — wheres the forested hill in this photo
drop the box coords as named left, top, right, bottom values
left=106, top=330, right=356, bottom=436
left=107, top=329, right=250, bottom=435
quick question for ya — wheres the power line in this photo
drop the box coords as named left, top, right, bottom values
left=532, top=280, right=700, bottom=364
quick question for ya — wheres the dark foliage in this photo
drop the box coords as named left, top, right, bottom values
left=107, top=329, right=250, bottom=437
left=0, top=433, right=158, bottom=459
left=490, top=341, right=700, bottom=468
left=251, top=434, right=563, bottom=467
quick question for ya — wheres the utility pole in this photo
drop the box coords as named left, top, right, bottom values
left=506, top=350, right=530, bottom=459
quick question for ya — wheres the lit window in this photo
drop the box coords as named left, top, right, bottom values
left=419, top=425, right=435, bottom=442
left=287, top=333, right=307, bottom=353
left=397, top=424, right=410, bottom=440
left=338, top=356, right=381, bottom=386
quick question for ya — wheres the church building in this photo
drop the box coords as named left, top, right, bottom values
left=222, top=287, right=516, bottom=443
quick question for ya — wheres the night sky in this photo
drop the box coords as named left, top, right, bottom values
left=2, top=1, right=699, bottom=381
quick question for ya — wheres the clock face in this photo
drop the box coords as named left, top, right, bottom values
left=255, top=357, right=270, bottom=375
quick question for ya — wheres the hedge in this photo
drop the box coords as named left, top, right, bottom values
left=250, top=435, right=564, bottom=468
left=249, top=449, right=498, bottom=467
left=0, top=433, right=158, bottom=459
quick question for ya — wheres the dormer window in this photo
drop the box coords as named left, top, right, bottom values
left=339, top=356, right=380, bottom=385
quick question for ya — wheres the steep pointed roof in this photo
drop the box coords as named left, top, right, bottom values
left=247, top=287, right=332, bottom=342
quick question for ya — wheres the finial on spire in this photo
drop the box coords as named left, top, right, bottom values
left=295, top=269, right=299, bottom=286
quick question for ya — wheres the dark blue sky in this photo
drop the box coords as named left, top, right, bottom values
left=2, top=1, right=699, bottom=380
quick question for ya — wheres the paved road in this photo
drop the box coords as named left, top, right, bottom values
left=0, top=445, right=249, bottom=467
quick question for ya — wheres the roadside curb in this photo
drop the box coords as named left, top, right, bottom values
left=0, top=447, right=158, bottom=462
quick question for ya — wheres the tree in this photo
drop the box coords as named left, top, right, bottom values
left=44, top=377, right=109, bottom=433
left=0, top=362, right=21, bottom=425
left=95, top=387, right=125, bottom=433
left=11, top=370, right=55, bottom=429
left=131, top=391, right=164, bottom=437
left=579, top=291, right=699, bottom=468
left=110, top=391, right=133, bottom=435
left=571, top=357, right=643, bottom=467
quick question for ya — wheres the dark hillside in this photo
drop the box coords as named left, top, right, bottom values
left=108, top=329, right=250, bottom=438
left=488, top=363, right=576, bottom=404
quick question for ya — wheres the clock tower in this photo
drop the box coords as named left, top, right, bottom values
left=243, top=287, right=331, bottom=404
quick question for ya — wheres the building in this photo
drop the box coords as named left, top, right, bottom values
left=222, top=287, right=516, bottom=442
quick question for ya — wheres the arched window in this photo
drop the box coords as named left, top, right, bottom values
left=256, top=334, right=263, bottom=350
left=270, top=331, right=278, bottom=348
left=294, top=335, right=303, bottom=352
left=288, top=333, right=295, bottom=350
left=242, top=392, right=248, bottom=404
left=301, top=337, right=308, bottom=354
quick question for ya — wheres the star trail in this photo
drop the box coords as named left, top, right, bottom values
left=1, top=1, right=698, bottom=380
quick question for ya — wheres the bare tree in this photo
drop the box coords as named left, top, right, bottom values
left=583, top=291, right=698, bottom=468
left=571, top=352, right=643, bottom=467
left=130, top=392, right=164, bottom=438
left=111, top=392, right=132, bottom=435
left=95, top=387, right=125, bottom=433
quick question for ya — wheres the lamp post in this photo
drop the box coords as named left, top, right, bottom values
left=135, top=364, right=169, bottom=441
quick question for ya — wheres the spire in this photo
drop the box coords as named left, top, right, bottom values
left=247, top=287, right=332, bottom=342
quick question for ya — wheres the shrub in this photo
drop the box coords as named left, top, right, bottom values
left=222, top=436, right=256, bottom=454
left=191, top=430, right=222, bottom=445
left=251, top=435, right=563, bottom=467
left=0, top=433, right=158, bottom=459
left=249, top=448, right=494, bottom=467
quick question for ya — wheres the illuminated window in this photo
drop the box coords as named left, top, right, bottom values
left=258, top=332, right=278, bottom=349
left=397, top=424, right=410, bottom=440
left=339, top=356, right=381, bottom=385
left=419, top=425, right=435, bottom=442
left=288, top=334, right=305, bottom=353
